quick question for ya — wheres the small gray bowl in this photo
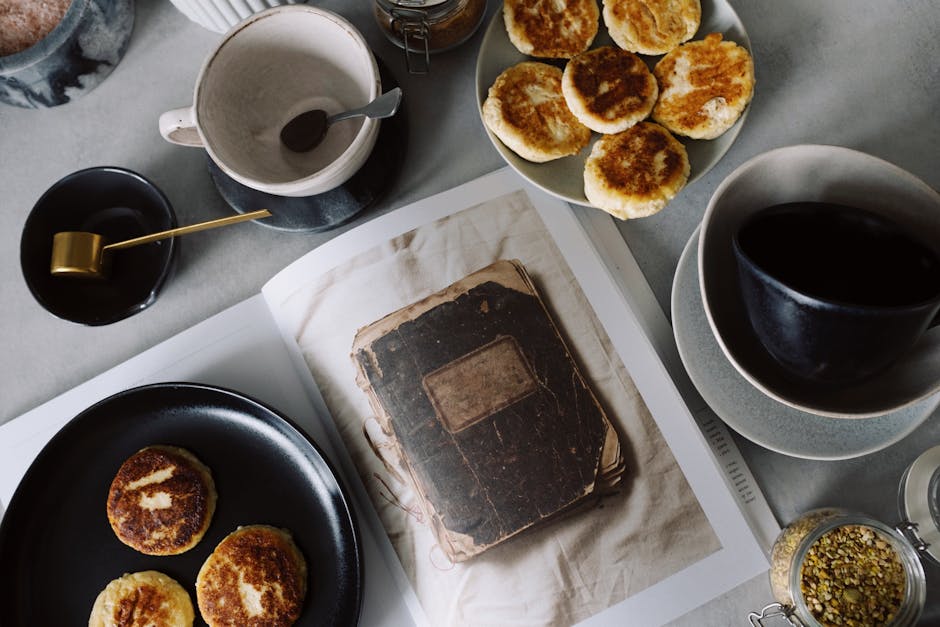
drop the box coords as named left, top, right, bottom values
left=0, top=0, right=135, bottom=108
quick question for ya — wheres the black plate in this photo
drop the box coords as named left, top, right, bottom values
left=0, top=383, right=361, bottom=626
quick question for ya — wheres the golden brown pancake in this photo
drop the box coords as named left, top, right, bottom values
left=88, top=570, right=194, bottom=627
left=503, top=0, right=600, bottom=59
left=106, top=445, right=216, bottom=556
left=583, top=121, right=689, bottom=219
left=603, top=0, right=701, bottom=55
left=196, top=525, right=307, bottom=627
left=483, top=61, right=592, bottom=163
left=652, top=32, right=755, bottom=139
left=562, top=46, right=658, bottom=134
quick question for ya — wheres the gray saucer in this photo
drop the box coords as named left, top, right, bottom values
left=671, top=227, right=940, bottom=460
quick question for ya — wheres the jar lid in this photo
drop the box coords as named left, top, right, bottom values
left=898, top=444, right=940, bottom=565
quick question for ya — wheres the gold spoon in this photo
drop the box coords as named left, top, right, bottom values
left=50, top=209, right=272, bottom=278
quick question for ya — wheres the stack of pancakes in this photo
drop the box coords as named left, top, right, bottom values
left=89, top=445, right=308, bottom=627
left=483, top=0, right=755, bottom=219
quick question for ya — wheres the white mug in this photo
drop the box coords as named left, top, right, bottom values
left=159, top=5, right=381, bottom=197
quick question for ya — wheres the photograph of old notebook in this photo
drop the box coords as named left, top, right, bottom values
left=352, top=259, right=625, bottom=562
left=260, top=173, right=766, bottom=626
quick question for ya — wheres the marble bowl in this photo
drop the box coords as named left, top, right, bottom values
left=698, top=144, right=940, bottom=418
left=0, top=0, right=134, bottom=108
left=20, top=167, right=177, bottom=326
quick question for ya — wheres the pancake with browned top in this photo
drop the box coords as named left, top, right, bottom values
left=603, top=0, right=700, bottom=55
left=583, top=121, right=689, bottom=219
left=107, top=445, right=216, bottom=556
left=483, top=61, right=592, bottom=162
left=89, top=570, right=194, bottom=627
left=562, top=46, right=658, bottom=134
left=652, top=32, right=755, bottom=139
left=503, top=0, right=599, bottom=58
left=196, top=525, right=307, bottom=627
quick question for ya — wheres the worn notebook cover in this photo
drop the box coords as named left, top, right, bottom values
left=351, top=259, right=624, bottom=562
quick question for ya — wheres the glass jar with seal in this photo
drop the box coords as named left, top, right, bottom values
left=748, top=445, right=940, bottom=626
left=373, top=0, right=487, bottom=74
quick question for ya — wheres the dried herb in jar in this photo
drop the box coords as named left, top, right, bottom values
left=799, top=524, right=907, bottom=627
left=769, top=508, right=842, bottom=603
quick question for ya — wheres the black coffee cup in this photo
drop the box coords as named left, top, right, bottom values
left=732, top=202, right=940, bottom=384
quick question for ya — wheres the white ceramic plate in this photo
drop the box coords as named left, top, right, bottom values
left=474, top=0, right=751, bottom=208
left=673, top=227, right=940, bottom=460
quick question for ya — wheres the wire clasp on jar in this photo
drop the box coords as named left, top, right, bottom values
left=747, top=602, right=807, bottom=626
left=389, top=7, right=431, bottom=75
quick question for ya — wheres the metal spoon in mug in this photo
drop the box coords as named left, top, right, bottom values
left=50, top=209, right=272, bottom=279
left=280, top=87, right=403, bottom=153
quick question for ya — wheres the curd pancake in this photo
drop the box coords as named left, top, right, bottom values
left=483, top=61, right=592, bottom=163
left=107, top=445, right=216, bottom=556
left=583, top=121, right=689, bottom=219
left=503, top=0, right=600, bottom=58
left=652, top=32, right=755, bottom=139
left=603, top=0, right=700, bottom=55
left=562, top=46, right=658, bottom=134
left=196, top=525, right=307, bottom=627
left=89, top=570, right=194, bottom=627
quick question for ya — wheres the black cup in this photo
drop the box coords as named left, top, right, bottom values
left=732, top=202, right=940, bottom=384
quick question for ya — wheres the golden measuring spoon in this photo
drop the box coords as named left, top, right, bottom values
left=50, top=209, right=272, bottom=278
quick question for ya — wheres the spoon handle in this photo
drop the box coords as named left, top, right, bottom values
left=329, top=87, right=402, bottom=124
left=103, top=209, right=272, bottom=251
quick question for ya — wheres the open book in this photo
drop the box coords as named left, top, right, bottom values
left=0, top=168, right=776, bottom=626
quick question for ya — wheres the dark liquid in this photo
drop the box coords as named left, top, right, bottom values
left=737, top=202, right=940, bottom=306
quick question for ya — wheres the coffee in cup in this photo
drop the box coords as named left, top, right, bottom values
left=733, top=201, right=940, bottom=384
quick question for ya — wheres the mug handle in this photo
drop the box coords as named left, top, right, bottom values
left=158, top=106, right=203, bottom=147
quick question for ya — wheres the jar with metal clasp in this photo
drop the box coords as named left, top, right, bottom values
left=373, top=0, right=487, bottom=74
left=748, top=445, right=940, bottom=626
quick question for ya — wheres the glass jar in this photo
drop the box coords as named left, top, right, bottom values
left=749, top=445, right=940, bottom=627
left=374, top=0, right=486, bottom=74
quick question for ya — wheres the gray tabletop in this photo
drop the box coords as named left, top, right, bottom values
left=1, top=1, right=938, bottom=624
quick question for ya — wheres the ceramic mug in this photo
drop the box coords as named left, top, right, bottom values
left=699, top=144, right=940, bottom=418
left=733, top=201, right=940, bottom=384
left=0, top=0, right=135, bottom=108
left=158, top=5, right=381, bottom=197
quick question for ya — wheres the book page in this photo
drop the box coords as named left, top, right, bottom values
left=262, top=167, right=770, bottom=626
left=573, top=205, right=781, bottom=553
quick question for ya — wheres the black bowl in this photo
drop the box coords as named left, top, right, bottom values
left=20, top=166, right=177, bottom=325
